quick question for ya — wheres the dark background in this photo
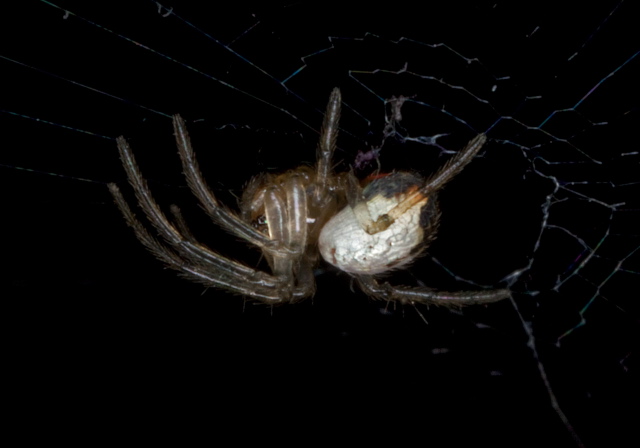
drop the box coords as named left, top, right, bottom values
left=2, top=1, right=637, bottom=445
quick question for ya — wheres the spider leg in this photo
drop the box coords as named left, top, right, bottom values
left=112, top=135, right=316, bottom=301
left=114, top=136, right=268, bottom=279
left=168, top=204, right=198, bottom=243
left=173, top=115, right=296, bottom=258
left=355, top=275, right=511, bottom=307
left=175, top=118, right=315, bottom=299
left=261, top=174, right=309, bottom=276
left=420, top=133, right=487, bottom=197
left=109, top=183, right=312, bottom=302
left=314, top=87, right=341, bottom=204
left=352, top=134, right=487, bottom=235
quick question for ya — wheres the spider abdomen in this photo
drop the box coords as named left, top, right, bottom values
left=319, top=172, right=437, bottom=275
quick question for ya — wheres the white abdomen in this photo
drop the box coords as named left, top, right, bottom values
left=319, top=191, right=428, bottom=275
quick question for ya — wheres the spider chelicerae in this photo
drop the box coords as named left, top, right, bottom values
left=108, top=88, right=510, bottom=305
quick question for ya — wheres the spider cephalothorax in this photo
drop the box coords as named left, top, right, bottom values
left=109, top=88, right=510, bottom=306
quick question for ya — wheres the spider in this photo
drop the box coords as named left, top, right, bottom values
left=108, top=88, right=510, bottom=306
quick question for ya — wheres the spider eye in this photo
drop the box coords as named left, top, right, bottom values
left=253, top=215, right=269, bottom=232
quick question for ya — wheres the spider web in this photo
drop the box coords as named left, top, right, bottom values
left=2, top=1, right=637, bottom=445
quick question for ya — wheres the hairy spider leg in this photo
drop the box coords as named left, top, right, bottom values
left=173, top=115, right=295, bottom=258
left=109, top=183, right=292, bottom=300
left=110, top=135, right=313, bottom=302
left=174, top=114, right=321, bottom=301
left=352, top=134, right=488, bottom=235
left=314, top=87, right=341, bottom=205
left=356, top=275, right=511, bottom=307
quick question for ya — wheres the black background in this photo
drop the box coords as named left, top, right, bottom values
left=2, top=1, right=637, bottom=446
